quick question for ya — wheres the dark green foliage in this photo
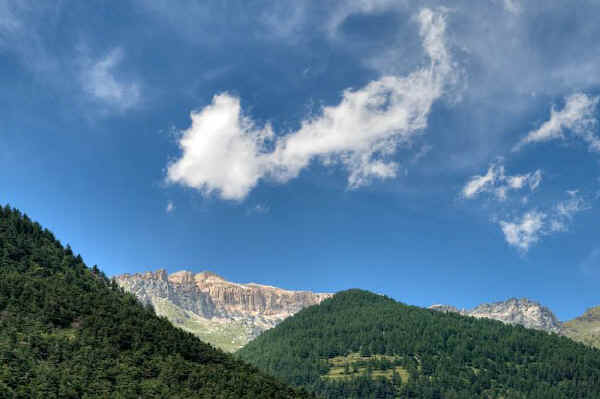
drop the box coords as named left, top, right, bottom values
left=0, top=205, right=312, bottom=398
left=239, top=289, right=600, bottom=398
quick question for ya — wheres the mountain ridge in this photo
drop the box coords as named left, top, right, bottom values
left=430, top=297, right=563, bottom=334
left=118, top=267, right=600, bottom=351
left=430, top=297, right=600, bottom=349
left=115, top=269, right=331, bottom=351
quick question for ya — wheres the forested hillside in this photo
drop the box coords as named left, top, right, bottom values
left=0, top=206, right=312, bottom=398
left=239, top=289, right=600, bottom=399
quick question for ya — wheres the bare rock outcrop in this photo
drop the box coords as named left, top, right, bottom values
left=115, top=269, right=331, bottom=351
left=430, top=298, right=562, bottom=334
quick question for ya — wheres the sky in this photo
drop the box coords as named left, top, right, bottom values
left=1, top=0, right=599, bottom=321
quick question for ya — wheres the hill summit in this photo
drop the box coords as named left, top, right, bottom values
left=239, top=289, right=600, bottom=398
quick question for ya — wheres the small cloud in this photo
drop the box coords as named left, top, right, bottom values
left=499, top=211, right=545, bottom=252
left=166, top=201, right=175, bottom=213
left=411, top=144, right=433, bottom=164
left=555, top=190, right=589, bottom=220
left=513, top=93, right=600, bottom=152
left=498, top=191, right=590, bottom=252
left=80, top=47, right=141, bottom=111
left=462, top=161, right=541, bottom=201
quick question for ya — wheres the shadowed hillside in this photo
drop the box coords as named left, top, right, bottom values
left=0, top=206, right=312, bottom=398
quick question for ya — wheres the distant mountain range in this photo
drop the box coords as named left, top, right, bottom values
left=117, top=269, right=600, bottom=351
left=115, top=269, right=331, bottom=351
left=430, top=298, right=600, bottom=348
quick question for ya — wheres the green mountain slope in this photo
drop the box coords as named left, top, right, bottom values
left=0, top=206, right=312, bottom=399
left=564, top=306, right=600, bottom=349
left=238, top=289, right=600, bottom=399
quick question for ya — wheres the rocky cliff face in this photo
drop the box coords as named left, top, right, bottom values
left=430, top=298, right=563, bottom=334
left=115, top=269, right=331, bottom=352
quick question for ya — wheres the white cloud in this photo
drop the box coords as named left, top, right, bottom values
left=167, top=8, right=455, bottom=200
left=498, top=191, right=589, bottom=252
left=166, top=201, right=175, bottom=213
left=166, top=93, right=275, bottom=200
left=462, top=161, right=541, bottom=200
left=80, top=48, right=141, bottom=111
left=499, top=211, right=545, bottom=252
left=514, top=93, right=600, bottom=152
left=551, top=190, right=590, bottom=231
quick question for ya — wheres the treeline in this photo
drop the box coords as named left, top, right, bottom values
left=0, top=205, right=312, bottom=398
left=239, top=289, right=600, bottom=398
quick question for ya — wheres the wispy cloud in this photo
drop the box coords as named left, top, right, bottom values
left=246, top=203, right=270, bottom=215
left=167, top=9, right=456, bottom=200
left=513, top=93, right=600, bottom=152
left=166, top=200, right=175, bottom=213
left=80, top=48, right=141, bottom=111
left=0, top=1, right=22, bottom=34
left=498, top=191, right=589, bottom=252
left=580, top=247, right=600, bottom=277
left=462, top=161, right=541, bottom=201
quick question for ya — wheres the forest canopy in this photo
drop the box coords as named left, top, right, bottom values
left=239, top=289, right=600, bottom=398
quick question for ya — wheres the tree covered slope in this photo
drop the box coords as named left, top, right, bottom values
left=0, top=206, right=312, bottom=399
left=238, top=289, right=600, bottom=399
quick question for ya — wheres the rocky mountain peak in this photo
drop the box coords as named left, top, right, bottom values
left=195, top=271, right=226, bottom=282
left=114, top=269, right=332, bottom=351
left=430, top=297, right=562, bottom=334
left=168, top=270, right=196, bottom=285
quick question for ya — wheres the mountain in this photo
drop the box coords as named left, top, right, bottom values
left=238, top=289, right=600, bottom=398
left=563, top=306, right=600, bottom=348
left=115, top=269, right=331, bottom=352
left=429, top=297, right=563, bottom=334
left=0, top=206, right=312, bottom=398
left=430, top=298, right=600, bottom=348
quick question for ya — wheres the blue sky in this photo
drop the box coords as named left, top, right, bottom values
left=1, top=0, right=599, bottom=320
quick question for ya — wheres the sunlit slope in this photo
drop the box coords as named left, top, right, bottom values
left=564, top=306, right=600, bottom=349
left=238, top=289, right=600, bottom=399
left=0, top=206, right=312, bottom=399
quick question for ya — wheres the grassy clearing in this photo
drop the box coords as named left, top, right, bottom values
left=323, top=353, right=409, bottom=383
